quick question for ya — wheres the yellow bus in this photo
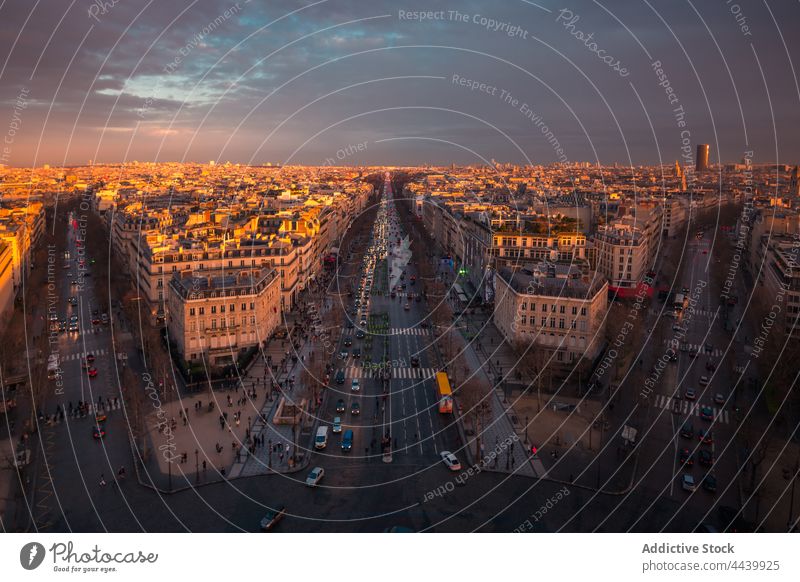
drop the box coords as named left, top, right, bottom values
left=435, top=372, right=453, bottom=414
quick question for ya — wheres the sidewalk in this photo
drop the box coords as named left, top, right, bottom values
left=137, top=280, right=331, bottom=489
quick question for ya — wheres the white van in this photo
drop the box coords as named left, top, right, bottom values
left=314, top=426, right=329, bottom=450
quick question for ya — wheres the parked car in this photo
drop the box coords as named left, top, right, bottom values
left=332, top=417, right=342, bottom=433
left=682, top=474, right=696, bottom=492
left=351, top=379, right=360, bottom=392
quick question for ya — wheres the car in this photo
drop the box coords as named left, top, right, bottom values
left=343, top=338, right=352, bottom=347
left=352, top=348, right=361, bottom=358
left=335, top=399, right=346, bottom=413
left=682, top=474, right=696, bottom=492
left=440, top=451, right=461, bottom=471
left=390, top=292, right=396, bottom=299
left=86, top=353, right=95, bottom=363
left=340, top=350, right=348, bottom=360
left=355, top=330, right=365, bottom=339
left=259, top=506, right=286, bottom=531
left=92, top=424, right=106, bottom=439
left=698, top=428, right=713, bottom=445
left=306, top=467, right=325, bottom=487
left=410, top=356, right=420, bottom=367
left=92, top=317, right=101, bottom=325
left=332, top=417, right=342, bottom=433
left=699, top=449, right=714, bottom=467
left=679, top=448, right=694, bottom=466
left=684, top=388, right=696, bottom=401
left=341, top=429, right=354, bottom=452
left=87, top=367, right=98, bottom=378
left=699, top=375, right=710, bottom=387
left=714, top=393, right=725, bottom=405
left=350, top=402, right=360, bottom=416
left=351, top=379, right=360, bottom=392
left=335, top=370, right=345, bottom=384
left=404, top=303, right=410, bottom=310
left=668, top=351, right=678, bottom=362
left=700, top=405, right=714, bottom=421
left=702, top=474, right=717, bottom=493
left=680, top=422, right=694, bottom=439
left=704, top=343, right=713, bottom=354
left=359, top=319, right=367, bottom=327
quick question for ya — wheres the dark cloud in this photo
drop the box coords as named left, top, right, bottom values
left=1, top=0, right=798, bottom=165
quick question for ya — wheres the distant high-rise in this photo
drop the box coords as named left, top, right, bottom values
left=696, top=144, right=710, bottom=172
left=791, top=166, right=800, bottom=197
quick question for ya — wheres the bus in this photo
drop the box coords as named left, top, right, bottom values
left=435, top=372, right=453, bottom=414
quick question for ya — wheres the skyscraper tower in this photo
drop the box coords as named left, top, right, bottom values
left=696, top=144, right=710, bottom=172
left=674, top=160, right=682, bottom=178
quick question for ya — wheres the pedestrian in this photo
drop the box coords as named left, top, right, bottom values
left=100, top=474, right=106, bottom=487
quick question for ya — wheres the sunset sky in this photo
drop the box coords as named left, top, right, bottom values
left=1, top=0, right=798, bottom=166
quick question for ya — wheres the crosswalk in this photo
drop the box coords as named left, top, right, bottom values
left=45, top=399, right=123, bottom=425
left=342, top=366, right=437, bottom=379
left=390, top=327, right=430, bottom=336
left=662, top=341, right=723, bottom=358
left=60, top=348, right=110, bottom=361
left=652, top=394, right=730, bottom=424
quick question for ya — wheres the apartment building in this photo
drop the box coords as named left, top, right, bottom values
left=593, top=206, right=661, bottom=298
left=755, top=233, right=800, bottom=340
left=168, top=267, right=281, bottom=367
left=493, top=264, right=608, bottom=362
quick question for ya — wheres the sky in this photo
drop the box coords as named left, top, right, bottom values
left=1, top=0, right=799, bottom=167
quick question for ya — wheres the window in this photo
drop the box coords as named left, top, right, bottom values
left=199, top=307, right=205, bottom=315
left=250, top=302, right=255, bottom=310
left=541, top=304, right=547, bottom=312
left=558, top=319, right=565, bottom=329
left=241, top=303, right=246, bottom=311
left=190, top=322, right=196, bottom=332
left=572, top=306, right=577, bottom=315
left=250, top=315, right=255, bottom=324
left=211, top=306, right=217, bottom=314
left=541, top=317, right=547, bottom=327
left=580, top=307, right=587, bottom=316
left=521, top=302, right=527, bottom=311
left=521, top=315, right=527, bottom=325
left=571, top=320, right=577, bottom=329
left=189, top=308, right=195, bottom=316
left=211, top=319, right=217, bottom=329
left=241, top=316, right=246, bottom=326
left=551, top=304, right=556, bottom=312
left=230, top=304, right=235, bottom=312
left=221, top=318, right=226, bottom=329
left=549, top=317, right=555, bottom=328
left=559, top=305, right=565, bottom=314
